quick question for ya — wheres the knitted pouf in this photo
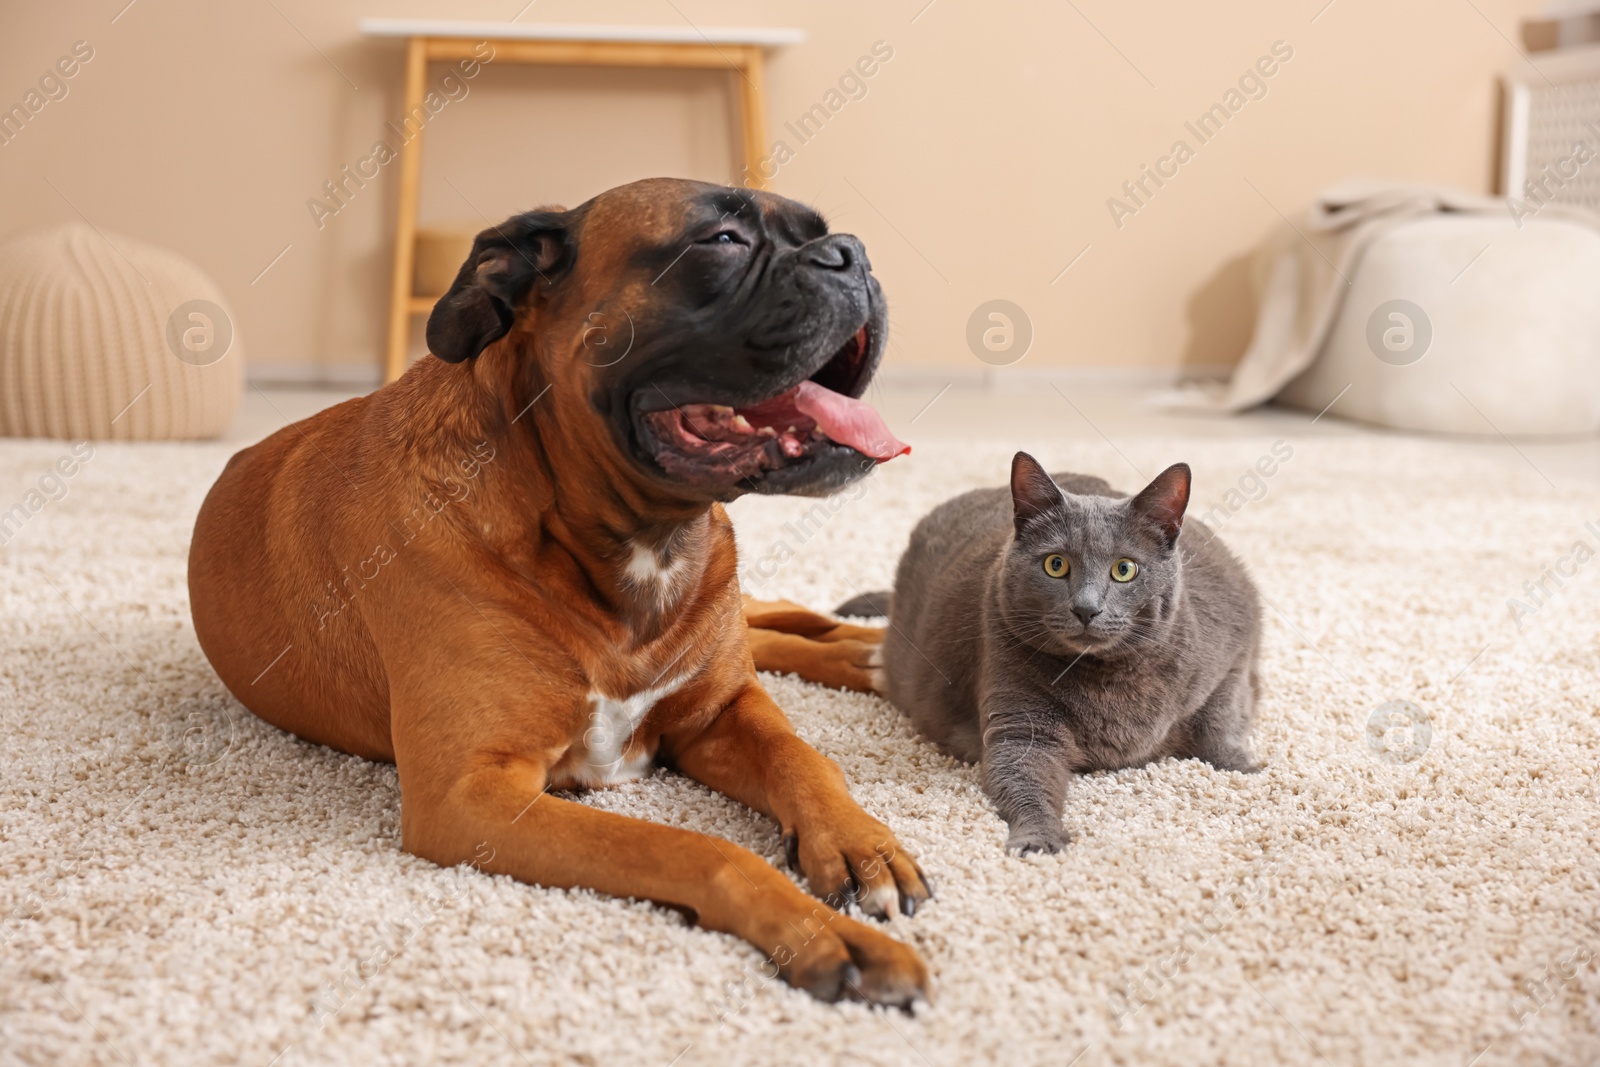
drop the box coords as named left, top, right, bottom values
left=0, top=223, right=243, bottom=440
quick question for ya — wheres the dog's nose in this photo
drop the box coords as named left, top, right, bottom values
left=804, top=235, right=859, bottom=272
left=1073, top=605, right=1101, bottom=627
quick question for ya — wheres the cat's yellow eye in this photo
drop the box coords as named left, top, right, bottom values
left=1111, top=558, right=1139, bottom=582
left=1043, top=554, right=1069, bottom=578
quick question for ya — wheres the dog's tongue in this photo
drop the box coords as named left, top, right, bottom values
left=791, top=380, right=910, bottom=462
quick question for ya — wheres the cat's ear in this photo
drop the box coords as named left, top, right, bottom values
left=1129, top=462, right=1191, bottom=548
left=1010, top=451, right=1064, bottom=536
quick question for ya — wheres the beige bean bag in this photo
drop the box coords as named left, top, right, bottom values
left=1278, top=214, right=1600, bottom=435
left=1158, top=182, right=1600, bottom=436
left=0, top=222, right=243, bottom=440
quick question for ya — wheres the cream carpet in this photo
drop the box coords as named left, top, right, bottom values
left=1, top=434, right=1597, bottom=1067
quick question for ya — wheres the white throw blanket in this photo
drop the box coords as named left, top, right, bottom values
left=1155, top=181, right=1600, bottom=412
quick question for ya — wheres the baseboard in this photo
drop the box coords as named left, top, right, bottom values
left=246, top=362, right=383, bottom=390
left=243, top=361, right=1233, bottom=392
left=870, top=364, right=1233, bottom=391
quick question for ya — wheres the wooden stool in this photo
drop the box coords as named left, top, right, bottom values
left=360, top=19, right=803, bottom=382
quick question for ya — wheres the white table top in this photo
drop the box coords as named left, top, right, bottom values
left=359, top=18, right=805, bottom=47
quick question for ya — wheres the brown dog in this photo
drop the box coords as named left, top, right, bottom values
left=188, top=178, right=929, bottom=1005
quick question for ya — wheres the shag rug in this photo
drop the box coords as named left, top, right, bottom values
left=1, top=433, right=1597, bottom=1067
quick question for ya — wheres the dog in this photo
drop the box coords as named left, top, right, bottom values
left=187, top=178, right=930, bottom=1006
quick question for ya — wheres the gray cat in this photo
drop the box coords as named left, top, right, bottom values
left=839, top=452, right=1262, bottom=854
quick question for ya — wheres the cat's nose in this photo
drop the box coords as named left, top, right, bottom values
left=1073, top=605, right=1101, bottom=626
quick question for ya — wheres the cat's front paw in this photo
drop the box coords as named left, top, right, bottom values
left=1205, top=749, right=1263, bottom=774
left=1005, top=826, right=1069, bottom=855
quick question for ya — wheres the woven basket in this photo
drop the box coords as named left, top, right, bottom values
left=0, top=223, right=243, bottom=440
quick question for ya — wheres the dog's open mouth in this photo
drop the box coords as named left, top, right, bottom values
left=637, top=325, right=908, bottom=485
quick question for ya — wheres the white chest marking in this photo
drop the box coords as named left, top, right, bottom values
left=567, top=672, right=690, bottom=788
left=623, top=542, right=692, bottom=606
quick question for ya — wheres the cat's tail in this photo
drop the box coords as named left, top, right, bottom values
left=834, top=590, right=894, bottom=618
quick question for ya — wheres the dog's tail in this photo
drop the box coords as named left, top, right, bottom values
left=834, top=590, right=893, bottom=618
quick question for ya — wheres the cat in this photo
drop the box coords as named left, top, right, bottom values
left=838, top=452, right=1262, bottom=854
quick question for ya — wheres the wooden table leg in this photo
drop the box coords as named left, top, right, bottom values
left=384, top=36, right=428, bottom=383
left=737, top=45, right=770, bottom=191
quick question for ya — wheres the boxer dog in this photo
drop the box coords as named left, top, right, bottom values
left=188, top=178, right=930, bottom=1006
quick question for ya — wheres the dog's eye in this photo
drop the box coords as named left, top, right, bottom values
left=701, top=231, right=745, bottom=246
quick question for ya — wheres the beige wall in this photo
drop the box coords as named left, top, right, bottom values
left=0, top=0, right=1541, bottom=381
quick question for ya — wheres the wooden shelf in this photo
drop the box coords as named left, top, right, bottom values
left=359, top=19, right=804, bottom=47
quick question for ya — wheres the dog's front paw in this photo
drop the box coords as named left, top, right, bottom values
left=778, top=910, right=930, bottom=1008
left=1005, top=825, right=1069, bottom=855
left=784, top=810, right=932, bottom=920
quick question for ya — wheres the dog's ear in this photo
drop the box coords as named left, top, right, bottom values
left=426, top=211, right=572, bottom=364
